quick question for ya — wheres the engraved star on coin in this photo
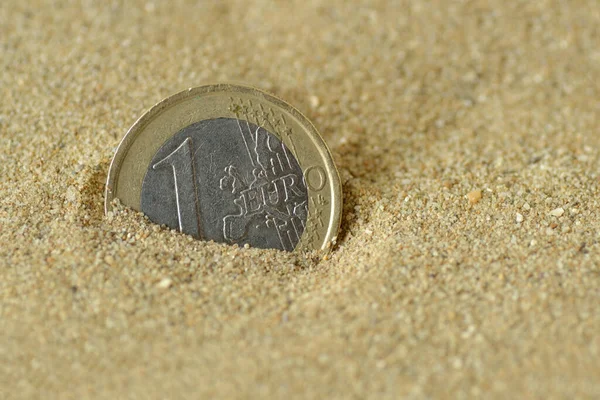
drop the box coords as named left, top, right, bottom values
left=105, top=84, right=342, bottom=252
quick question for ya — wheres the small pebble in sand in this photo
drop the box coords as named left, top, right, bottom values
left=467, top=190, right=482, bottom=205
left=549, top=207, right=565, bottom=217
left=516, top=213, right=524, bottom=223
left=309, top=95, right=320, bottom=108
left=157, top=278, right=172, bottom=289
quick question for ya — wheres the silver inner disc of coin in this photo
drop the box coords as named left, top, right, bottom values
left=141, top=117, right=308, bottom=251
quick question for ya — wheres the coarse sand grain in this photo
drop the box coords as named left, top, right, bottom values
left=1, top=1, right=600, bottom=399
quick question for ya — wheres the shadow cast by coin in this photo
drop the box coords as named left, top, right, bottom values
left=332, top=138, right=388, bottom=249
left=64, top=160, right=109, bottom=226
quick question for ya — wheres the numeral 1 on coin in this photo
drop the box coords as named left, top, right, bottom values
left=152, top=137, right=202, bottom=238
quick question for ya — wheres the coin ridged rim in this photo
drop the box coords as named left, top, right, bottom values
left=105, top=83, right=342, bottom=252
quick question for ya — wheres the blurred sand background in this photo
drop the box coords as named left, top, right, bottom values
left=1, top=0, right=599, bottom=398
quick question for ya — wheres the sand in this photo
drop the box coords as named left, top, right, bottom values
left=1, top=1, right=599, bottom=398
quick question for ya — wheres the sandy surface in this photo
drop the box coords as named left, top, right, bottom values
left=1, top=1, right=600, bottom=398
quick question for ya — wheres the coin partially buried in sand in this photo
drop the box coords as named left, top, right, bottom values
left=105, top=84, right=341, bottom=252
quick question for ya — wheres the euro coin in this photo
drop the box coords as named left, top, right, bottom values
left=105, top=84, right=341, bottom=252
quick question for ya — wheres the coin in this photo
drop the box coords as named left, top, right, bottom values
left=105, top=84, right=341, bottom=252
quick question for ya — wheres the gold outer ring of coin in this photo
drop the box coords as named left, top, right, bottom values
left=105, top=83, right=342, bottom=252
